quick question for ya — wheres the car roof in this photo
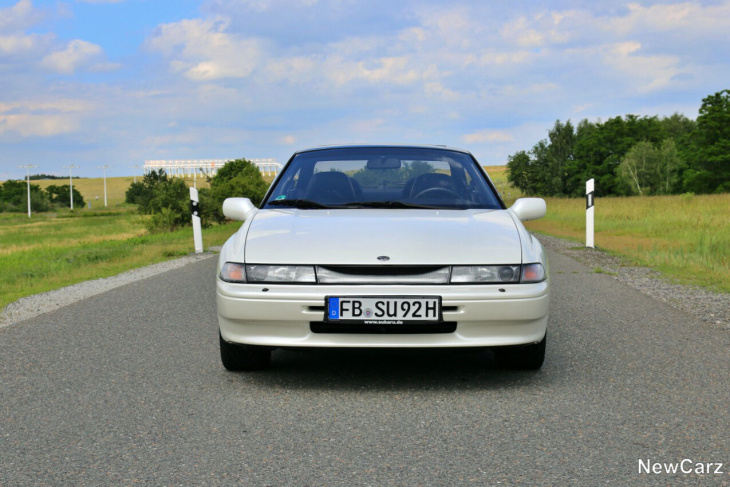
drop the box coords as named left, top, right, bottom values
left=292, top=144, right=474, bottom=156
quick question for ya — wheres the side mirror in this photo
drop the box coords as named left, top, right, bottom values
left=510, top=198, right=546, bottom=221
left=222, top=198, right=256, bottom=221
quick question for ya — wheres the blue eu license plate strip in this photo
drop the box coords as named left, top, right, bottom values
left=328, top=297, right=340, bottom=320
left=325, top=296, right=442, bottom=324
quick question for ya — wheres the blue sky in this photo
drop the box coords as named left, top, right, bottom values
left=1, top=0, right=729, bottom=179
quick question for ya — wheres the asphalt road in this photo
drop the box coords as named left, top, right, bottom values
left=1, top=249, right=729, bottom=486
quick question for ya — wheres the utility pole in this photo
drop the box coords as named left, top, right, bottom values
left=97, top=165, right=112, bottom=207
left=130, top=165, right=140, bottom=183
left=63, top=164, right=79, bottom=210
left=18, top=164, right=38, bottom=218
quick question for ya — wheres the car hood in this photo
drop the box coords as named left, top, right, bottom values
left=241, top=208, right=523, bottom=265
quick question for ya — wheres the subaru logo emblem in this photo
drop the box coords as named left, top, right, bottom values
left=377, top=256, right=390, bottom=261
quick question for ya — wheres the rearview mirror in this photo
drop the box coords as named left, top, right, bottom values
left=222, top=198, right=256, bottom=221
left=510, top=198, right=546, bottom=221
left=366, top=157, right=401, bottom=170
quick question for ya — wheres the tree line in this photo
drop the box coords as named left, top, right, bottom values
left=125, top=158, right=269, bottom=231
left=506, top=89, right=730, bottom=197
left=0, top=180, right=85, bottom=212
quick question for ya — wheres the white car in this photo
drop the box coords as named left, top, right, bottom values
left=217, top=145, right=549, bottom=371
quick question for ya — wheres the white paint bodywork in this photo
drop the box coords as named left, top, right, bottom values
left=217, top=202, right=549, bottom=349
left=236, top=208, right=523, bottom=266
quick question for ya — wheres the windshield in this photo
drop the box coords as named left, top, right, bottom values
left=263, top=147, right=503, bottom=210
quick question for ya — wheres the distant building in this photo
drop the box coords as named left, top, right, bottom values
left=143, top=159, right=281, bottom=178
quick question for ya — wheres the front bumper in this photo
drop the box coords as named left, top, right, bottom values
left=217, top=281, right=549, bottom=348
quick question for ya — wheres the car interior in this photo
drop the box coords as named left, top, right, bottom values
left=267, top=151, right=503, bottom=209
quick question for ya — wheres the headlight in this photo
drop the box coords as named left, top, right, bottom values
left=219, top=262, right=246, bottom=283
left=450, top=265, right=521, bottom=283
left=245, top=264, right=317, bottom=283
left=219, top=263, right=317, bottom=283
left=520, top=263, right=546, bottom=283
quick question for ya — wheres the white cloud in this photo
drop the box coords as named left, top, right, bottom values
left=280, top=135, right=296, bottom=145
left=349, top=118, right=386, bottom=133
left=40, top=39, right=105, bottom=74
left=462, top=130, right=514, bottom=144
left=0, top=98, right=91, bottom=137
left=416, top=6, right=478, bottom=49
left=148, top=17, right=264, bottom=80
left=500, top=17, right=545, bottom=48
left=325, top=56, right=421, bottom=87
left=0, top=34, right=40, bottom=54
left=607, top=2, right=730, bottom=37
left=208, top=0, right=321, bottom=13
left=564, top=41, right=683, bottom=94
left=0, top=2, right=53, bottom=57
left=0, top=0, right=41, bottom=32
left=141, top=132, right=202, bottom=147
left=0, top=113, right=79, bottom=137
left=0, top=99, right=93, bottom=113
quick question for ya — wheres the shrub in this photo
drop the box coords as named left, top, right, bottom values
left=200, top=159, right=269, bottom=224
left=0, top=180, right=50, bottom=212
left=46, top=184, right=86, bottom=208
left=125, top=170, right=191, bottom=231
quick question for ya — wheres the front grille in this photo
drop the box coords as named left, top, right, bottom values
left=310, top=321, right=457, bottom=334
left=316, top=265, right=450, bottom=284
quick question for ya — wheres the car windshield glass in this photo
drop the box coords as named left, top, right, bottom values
left=263, top=147, right=503, bottom=210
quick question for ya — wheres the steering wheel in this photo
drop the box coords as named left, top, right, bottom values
left=413, top=187, right=461, bottom=200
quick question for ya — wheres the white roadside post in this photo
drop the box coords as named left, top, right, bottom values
left=586, top=178, right=595, bottom=248
left=190, top=187, right=204, bottom=253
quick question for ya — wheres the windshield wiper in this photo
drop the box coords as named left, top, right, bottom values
left=340, top=201, right=440, bottom=209
left=267, top=199, right=330, bottom=209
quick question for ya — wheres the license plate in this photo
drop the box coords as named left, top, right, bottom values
left=325, top=296, right=442, bottom=324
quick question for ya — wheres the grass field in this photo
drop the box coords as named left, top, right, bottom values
left=0, top=210, right=239, bottom=310
left=524, top=194, right=730, bottom=293
left=484, top=165, right=524, bottom=204
left=0, top=174, right=270, bottom=311
left=483, top=165, right=729, bottom=292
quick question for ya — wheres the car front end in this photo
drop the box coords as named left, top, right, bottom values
left=216, top=146, right=549, bottom=370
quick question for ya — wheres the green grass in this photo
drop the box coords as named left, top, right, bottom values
left=0, top=174, right=273, bottom=310
left=0, top=210, right=240, bottom=310
left=524, top=194, right=730, bottom=293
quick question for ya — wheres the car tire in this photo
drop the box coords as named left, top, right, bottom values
left=495, top=334, right=546, bottom=370
left=219, top=332, right=271, bottom=371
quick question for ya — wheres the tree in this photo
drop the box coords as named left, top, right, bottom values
left=684, top=89, right=730, bottom=193
left=46, top=184, right=86, bottom=208
left=618, top=140, right=681, bottom=196
left=124, top=170, right=190, bottom=231
left=502, top=90, right=726, bottom=197
left=0, top=180, right=50, bottom=212
left=199, top=159, right=270, bottom=224
left=544, top=119, right=576, bottom=195
left=351, top=160, right=434, bottom=188
left=125, top=170, right=169, bottom=211
left=506, top=151, right=534, bottom=194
